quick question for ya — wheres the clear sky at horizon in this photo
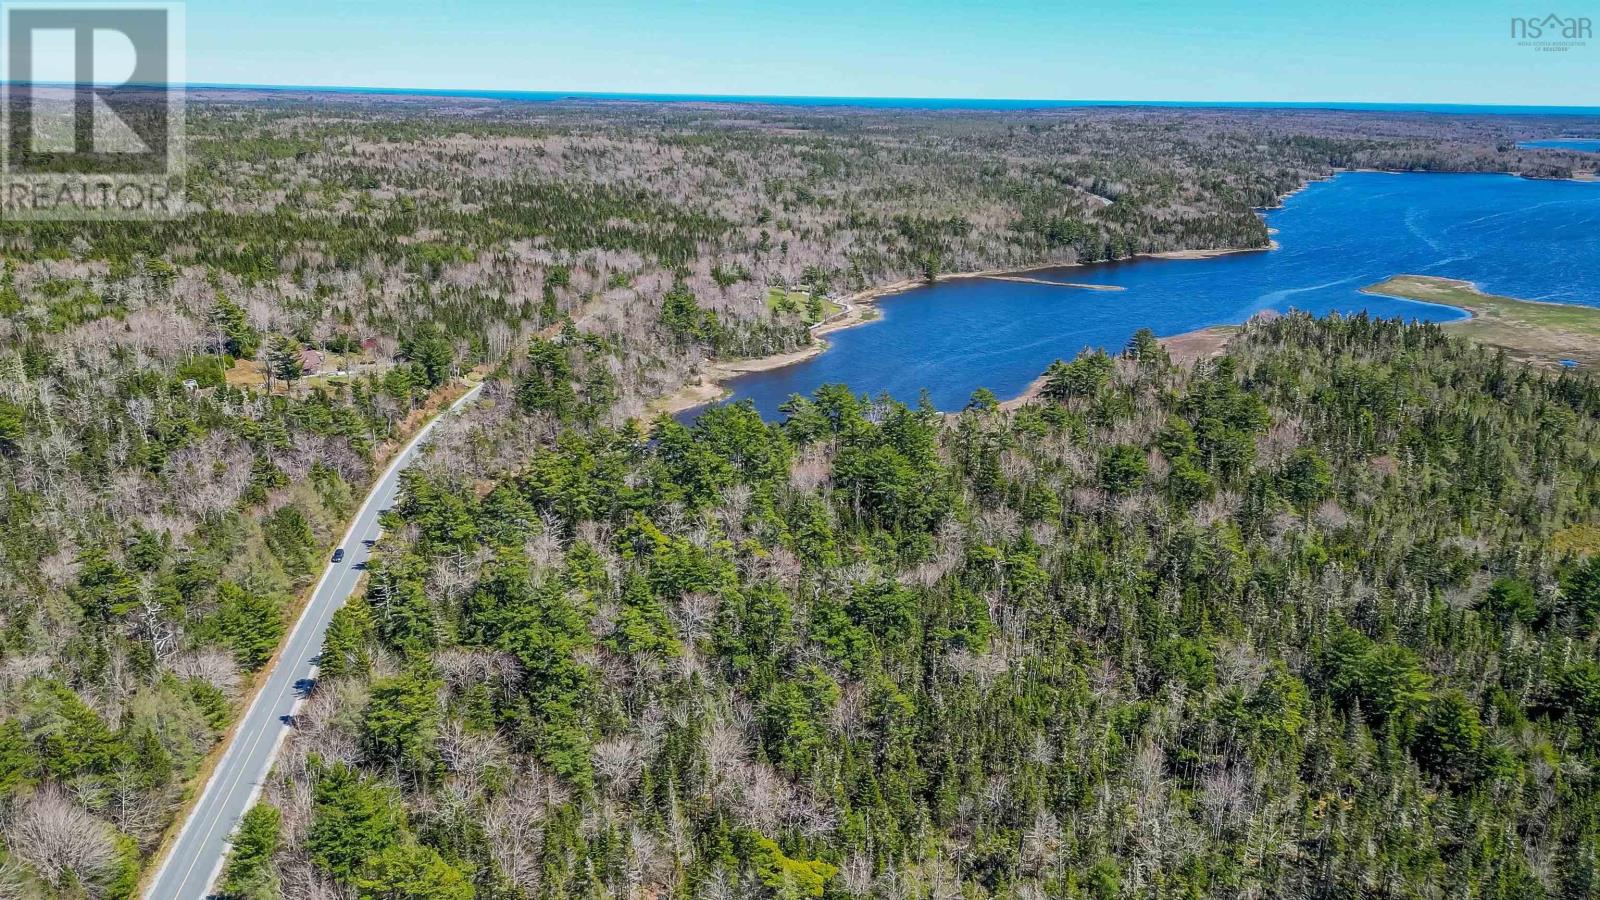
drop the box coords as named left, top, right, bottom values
left=181, top=0, right=1599, bottom=106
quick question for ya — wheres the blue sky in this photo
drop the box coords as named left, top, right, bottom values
left=183, top=0, right=1599, bottom=105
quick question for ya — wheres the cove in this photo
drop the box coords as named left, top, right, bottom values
left=695, top=172, right=1600, bottom=419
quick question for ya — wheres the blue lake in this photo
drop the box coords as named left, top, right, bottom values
left=699, top=172, right=1600, bottom=418
left=1519, top=139, right=1600, bottom=153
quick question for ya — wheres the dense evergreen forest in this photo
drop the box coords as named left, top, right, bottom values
left=240, top=315, right=1599, bottom=900
left=0, top=94, right=1596, bottom=898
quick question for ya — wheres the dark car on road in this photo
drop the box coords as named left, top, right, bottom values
left=332, top=548, right=345, bottom=563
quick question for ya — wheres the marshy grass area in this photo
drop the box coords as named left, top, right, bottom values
left=1364, top=274, right=1600, bottom=369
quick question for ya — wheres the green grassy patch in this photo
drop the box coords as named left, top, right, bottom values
left=767, top=287, right=842, bottom=324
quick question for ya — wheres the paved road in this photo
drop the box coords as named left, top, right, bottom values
left=144, top=383, right=485, bottom=900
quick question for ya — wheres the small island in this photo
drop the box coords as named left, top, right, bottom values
left=1363, top=274, right=1600, bottom=369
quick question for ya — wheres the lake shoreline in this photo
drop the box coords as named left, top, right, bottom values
left=994, top=324, right=1240, bottom=411
left=651, top=345, right=832, bottom=415
left=1342, top=165, right=1600, bottom=184
left=657, top=243, right=1277, bottom=416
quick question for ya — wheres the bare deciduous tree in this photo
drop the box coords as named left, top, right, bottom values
left=5, top=788, right=121, bottom=891
left=485, top=769, right=564, bottom=893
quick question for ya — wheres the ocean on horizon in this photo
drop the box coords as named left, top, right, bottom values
left=183, top=83, right=1600, bottom=117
